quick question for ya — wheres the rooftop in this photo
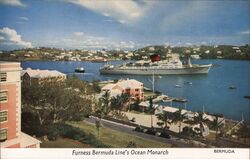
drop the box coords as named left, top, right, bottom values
left=21, top=68, right=66, bottom=79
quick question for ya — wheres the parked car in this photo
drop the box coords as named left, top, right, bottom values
left=160, top=132, right=171, bottom=139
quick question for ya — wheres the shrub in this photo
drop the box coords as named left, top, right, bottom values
left=45, top=123, right=110, bottom=148
left=126, top=141, right=137, bottom=148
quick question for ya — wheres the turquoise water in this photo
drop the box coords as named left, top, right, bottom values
left=21, top=60, right=250, bottom=122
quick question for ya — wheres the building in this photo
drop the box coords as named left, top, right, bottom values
left=190, top=54, right=200, bottom=59
left=101, top=79, right=144, bottom=100
left=21, top=68, right=66, bottom=85
left=0, top=61, right=41, bottom=148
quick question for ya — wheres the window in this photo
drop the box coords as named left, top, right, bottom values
left=125, top=88, right=130, bottom=92
left=0, top=91, right=8, bottom=102
left=0, top=111, right=7, bottom=122
left=0, top=72, right=7, bottom=82
left=135, top=89, right=139, bottom=92
left=0, top=129, right=7, bottom=141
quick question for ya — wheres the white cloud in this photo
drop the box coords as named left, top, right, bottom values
left=239, top=30, right=250, bottom=35
left=52, top=32, right=139, bottom=50
left=19, top=16, right=29, bottom=21
left=0, top=36, right=4, bottom=41
left=0, top=0, right=25, bottom=7
left=73, top=32, right=84, bottom=36
left=103, top=19, right=114, bottom=23
left=64, top=0, right=153, bottom=24
left=0, top=27, right=33, bottom=49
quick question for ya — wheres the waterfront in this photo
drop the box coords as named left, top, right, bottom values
left=21, top=59, right=250, bottom=122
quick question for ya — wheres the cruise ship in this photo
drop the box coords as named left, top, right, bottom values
left=100, top=54, right=212, bottom=75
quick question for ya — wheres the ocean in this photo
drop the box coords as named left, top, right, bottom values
left=21, top=59, right=250, bottom=122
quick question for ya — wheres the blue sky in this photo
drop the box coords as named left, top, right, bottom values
left=0, top=0, right=249, bottom=50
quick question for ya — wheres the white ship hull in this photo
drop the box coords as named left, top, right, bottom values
left=100, top=64, right=212, bottom=75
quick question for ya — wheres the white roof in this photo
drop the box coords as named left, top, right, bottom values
left=203, top=113, right=225, bottom=123
left=22, top=68, right=66, bottom=79
left=117, top=79, right=143, bottom=89
left=139, top=101, right=158, bottom=108
left=20, top=132, right=41, bottom=147
left=102, top=83, right=116, bottom=90
left=139, top=101, right=150, bottom=107
left=163, top=106, right=178, bottom=113
left=1, top=132, right=41, bottom=148
left=162, top=106, right=193, bottom=116
left=102, top=79, right=143, bottom=91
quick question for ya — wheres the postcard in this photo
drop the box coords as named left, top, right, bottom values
left=0, top=0, right=249, bottom=159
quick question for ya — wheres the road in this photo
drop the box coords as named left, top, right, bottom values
left=84, top=116, right=195, bottom=148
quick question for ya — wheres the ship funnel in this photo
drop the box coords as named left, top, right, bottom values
left=150, top=54, right=160, bottom=62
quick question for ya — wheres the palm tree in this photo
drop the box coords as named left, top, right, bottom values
left=120, top=93, right=131, bottom=111
left=148, top=97, right=154, bottom=128
left=211, top=116, right=224, bottom=140
left=110, top=93, right=130, bottom=115
left=193, top=112, right=209, bottom=137
left=110, top=96, right=121, bottom=112
left=99, top=91, right=110, bottom=115
left=95, top=118, right=101, bottom=139
left=171, top=107, right=186, bottom=134
left=156, top=111, right=172, bottom=131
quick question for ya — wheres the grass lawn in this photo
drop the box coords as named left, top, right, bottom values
left=206, top=132, right=216, bottom=141
left=68, top=121, right=171, bottom=148
left=41, top=137, right=91, bottom=148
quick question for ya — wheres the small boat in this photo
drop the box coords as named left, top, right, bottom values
left=244, top=96, right=250, bottom=99
left=173, top=98, right=188, bottom=103
left=229, top=86, right=236, bottom=89
left=75, top=67, right=85, bottom=73
left=184, top=82, right=192, bottom=85
left=175, top=84, right=181, bottom=88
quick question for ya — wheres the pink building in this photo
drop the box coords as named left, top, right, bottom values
left=101, top=79, right=144, bottom=100
left=0, top=62, right=41, bottom=148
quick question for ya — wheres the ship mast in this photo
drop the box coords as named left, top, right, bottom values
left=152, top=70, right=155, bottom=94
left=148, top=70, right=155, bottom=95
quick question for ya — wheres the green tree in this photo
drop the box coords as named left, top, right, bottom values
left=92, top=80, right=101, bottom=93
left=236, top=122, right=250, bottom=143
left=22, top=79, right=92, bottom=127
left=126, top=141, right=137, bottom=148
left=95, top=119, right=102, bottom=139
left=171, top=107, right=187, bottom=134
left=156, top=111, right=172, bottom=131
left=211, top=116, right=224, bottom=140
left=193, top=112, right=209, bottom=136
left=98, top=91, right=111, bottom=116
left=148, top=97, right=154, bottom=128
left=110, top=93, right=130, bottom=114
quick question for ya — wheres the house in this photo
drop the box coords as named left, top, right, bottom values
left=217, top=51, right=222, bottom=55
left=138, top=101, right=160, bottom=112
left=0, top=61, right=41, bottom=148
left=101, top=79, right=144, bottom=100
left=232, top=46, right=239, bottom=50
left=21, top=68, right=66, bottom=85
left=205, top=50, right=210, bottom=54
left=190, top=55, right=200, bottom=59
left=149, top=46, right=155, bottom=51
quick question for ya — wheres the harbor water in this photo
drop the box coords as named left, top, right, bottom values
left=21, top=59, right=250, bottom=122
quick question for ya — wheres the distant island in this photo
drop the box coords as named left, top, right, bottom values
left=0, top=44, right=249, bottom=61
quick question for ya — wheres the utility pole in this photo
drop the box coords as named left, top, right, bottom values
left=152, top=70, right=155, bottom=94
